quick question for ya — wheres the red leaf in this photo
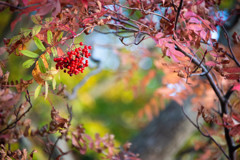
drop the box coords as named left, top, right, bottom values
left=37, top=3, right=53, bottom=16
left=81, top=0, right=88, bottom=9
left=26, top=0, right=45, bottom=5
left=232, top=112, right=240, bottom=122
left=22, top=0, right=29, bottom=6
left=232, top=83, right=240, bottom=91
left=52, top=0, right=61, bottom=16
left=223, top=67, right=240, bottom=73
left=225, top=74, right=239, bottom=80
left=230, top=124, right=240, bottom=136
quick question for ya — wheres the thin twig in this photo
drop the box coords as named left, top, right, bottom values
left=114, top=3, right=170, bottom=22
left=176, top=45, right=225, bottom=104
left=94, top=29, right=135, bottom=38
left=181, top=106, right=230, bottom=159
left=171, top=0, right=177, bottom=12
left=0, top=90, right=32, bottom=134
left=66, top=66, right=102, bottom=100
left=0, top=1, right=25, bottom=10
left=48, top=137, right=61, bottom=160
left=192, top=50, right=207, bottom=74
left=174, top=0, right=184, bottom=31
left=222, top=26, right=240, bottom=67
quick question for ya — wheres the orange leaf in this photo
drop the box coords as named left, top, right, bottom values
left=32, top=53, right=49, bottom=85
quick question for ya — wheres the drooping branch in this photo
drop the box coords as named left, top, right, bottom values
left=181, top=105, right=230, bottom=159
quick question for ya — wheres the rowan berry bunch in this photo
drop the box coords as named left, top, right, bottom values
left=54, top=42, right=92, bottom=76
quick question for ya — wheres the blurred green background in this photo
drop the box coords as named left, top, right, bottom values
left=0, top=7, right=163, bottom=159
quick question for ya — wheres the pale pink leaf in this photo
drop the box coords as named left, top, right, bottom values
left=200, top=30, right=207, bottom=41
left=184, top=11, right=198, bottom=19
left=232, top=83, right=240, bottom=91
left=187, top=24, right=203, bottom=32
left=189, top=17, right=201, bottom=24
left=205, top=61, right=216, bottom=67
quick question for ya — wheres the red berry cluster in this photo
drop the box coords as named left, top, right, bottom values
left=54, top=42, right=92, bottom=76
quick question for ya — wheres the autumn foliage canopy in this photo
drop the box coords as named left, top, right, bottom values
left=0, top=0, right=240, bottom=159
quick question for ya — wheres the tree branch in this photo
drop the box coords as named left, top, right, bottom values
left=176, top=45, right=225, bottom=104
left=222, top=25, right=240, bottom=67
left=114, top=3, right=170, bottom=22
left=0, top=1, right=23, bottom=10
left=0, top=90, right=32, bottom=134
left=176, top=44, right=237, bottom=159
left=174, top=0, right=184, bottom=31
left=181, top=105, right=230, bottom=159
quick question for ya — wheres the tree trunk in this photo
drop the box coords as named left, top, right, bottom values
left=131, top=100, right=196, bottom=160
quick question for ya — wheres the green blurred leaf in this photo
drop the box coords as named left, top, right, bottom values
left=20, top=28, right=31, bottom=37
left=45, top=17, right=53, bottom=23
left=52, top=78, right=56, bottom=90
left=32, top=25, right=42, bottom=36
left=34, top=85, right=42, bottom=99
left=45, top=81, right=48, bottom=99
left=51, top=47, right=57, bottom=57
left=47, top=30, right=53, bottom=45
left=45, top=53, right=51, bottom=68
left=22, top=59, right=35, bottom=68
left=8, top=35, right=21, bottom=46
left=21, top=50, right=39, bottom=58
left=31, top=15, right=41, bottom=24
left=57, top=32, right=63, bottom=42
left=33, top=36, right=46, bottom=51
left=38, top=57, right=46, bottom=73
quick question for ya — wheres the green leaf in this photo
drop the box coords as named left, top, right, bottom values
left=47, top=30, right=53, bottom=45
left=32, top=25, right=42, bottom=36
left=8, top=35, right=21, bottom=46
left=21, top=50, right=39, bottom=58
left=31, top=15, right=41, bottom=24
left=33, top=36, right=46, bottom=51
left=52, top=78, right=56, bottom=90
left=45, top=81, right=48, bottom=99
left=57, top=32, right=63, bottom=42
left=20, top=28, right=31, bottom=37
left=45, top=53, right=51, bottom=68
left=38, top=57, right=47, bottom=73
left=51, top=47, right=57, bottom=57
left=22, top=59, right=35, bottom=68
left=34, top=85, right=42, bottom=99
left=45, top=17, right=53, bottom=23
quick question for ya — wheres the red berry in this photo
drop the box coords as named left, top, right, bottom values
left=79, top=42, right=83, bottom=46
left=88, top=46, right=92, bottom=50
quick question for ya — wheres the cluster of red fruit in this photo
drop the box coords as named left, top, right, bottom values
left=54, top=42, right=92, bottom=76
